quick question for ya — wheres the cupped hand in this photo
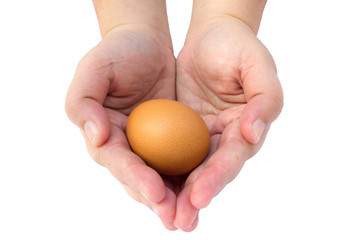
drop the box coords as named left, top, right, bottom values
left=174, top=16, right=284, bottom=230
left=65, top=25, right=178, bottom=230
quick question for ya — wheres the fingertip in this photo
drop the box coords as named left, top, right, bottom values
left=252, top=119, right=266, bottom=144
left=105, top=147, right=166, bottom=204
left=83, top=119, right=110, bottom=147
left=191, top=196, right=211, bottom=210
left=240, top=117, right=266, bottom=145
left=122, top=184, right=176, bottom=231
left=189, top=165, right=223, bottom=210
left=82, top=104, right=111, bottom=147
left=174, top=185, right=199, bottom=230
left=66, top=96, right=111, bottom=147
left=162, top=221, right=178, bottom=231
left=139, top=167, right=167, bottom=204
left=189, top=162, right=231, bottom=210
left=182, top=215, right=199, bottom=232
left=239, top=95, right=269, bottom=145
left=189, top=137, right=247, bottom=210
left=190, top=176, right=213, bottom=209
left=154, top=188, right=176, bottom=224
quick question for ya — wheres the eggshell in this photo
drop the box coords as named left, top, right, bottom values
left=126, top=99, right=210, bottom=176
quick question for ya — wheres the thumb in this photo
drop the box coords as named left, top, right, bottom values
left=239, top=50, right=284, bottom=144
left=240, top=93, right=283, bottom=144
left=65, top=49, right=112, bottom=147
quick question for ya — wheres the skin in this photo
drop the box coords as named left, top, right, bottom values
left=65, top=0, right=283, bottom=232
left=174, top=16, right=283, bottom=229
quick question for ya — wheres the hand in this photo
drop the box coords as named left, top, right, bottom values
left=174, top=16, right=283, bottom=230
left=65, top=25, right=178, bottom=229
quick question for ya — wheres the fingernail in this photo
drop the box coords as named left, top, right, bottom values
left=152, top=206, right=159, bottom=216
left=174, top=213, right=198, bottom=230
left=140, top=191, right=152, bottom=203
left=141, top=192, right=157, bottom=215
left=182, top=223, right=194, bottom=231
left=252, top=119, right=265, bottom=144
left=177, top=221, right=194, bottom=231
left=84, top=121, right=98, bottom=145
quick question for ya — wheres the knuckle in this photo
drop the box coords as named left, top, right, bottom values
left=64, top=96, right=75, bottom=116
left=272, top=86, right=284, bottom=115
left=64, top=97, right=83, bottom=125
left=84, top=140, right=107, bottom=167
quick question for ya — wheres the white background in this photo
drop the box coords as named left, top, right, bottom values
left=1, top=1, right=359, bottom=239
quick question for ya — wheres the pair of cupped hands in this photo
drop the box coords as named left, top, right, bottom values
left=65, top=16, right=283, bottom=231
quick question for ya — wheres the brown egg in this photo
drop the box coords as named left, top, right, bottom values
left=126, top=99, right=210, bottom=176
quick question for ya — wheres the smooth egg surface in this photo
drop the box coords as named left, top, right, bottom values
left=126, top=99, right=210, bottom=176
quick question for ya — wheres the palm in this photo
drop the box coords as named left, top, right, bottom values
left=97, top=29, right=176, bottom=116
left=68, top=19, right=281, bottom=231
left=177, top=19, right=256, bottom=154
left=70, top=27, right=180, bottom=228
left=170, top=18, right=282, bottom=229
left=88, top=27, right=177, bottom=172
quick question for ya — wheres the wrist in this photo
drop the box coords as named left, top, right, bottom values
left=189, top=0, right=267, bottom=34
left=93, top=0, right=171, bottom=43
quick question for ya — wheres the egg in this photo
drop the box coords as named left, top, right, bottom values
left=126, top=99, right=210, bottom=176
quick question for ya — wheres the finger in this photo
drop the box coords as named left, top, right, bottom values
left=162, top=221, right=178, bottom=231
left=190, top=119, right=250, bottom=209
left=123, top=185, right=177, bottom=231
left=65, top=48, right=112, bottom=147
left=85, top=124, right=166, bottom=204
left=173, top=183, right=199, bottom=230
left=181, top=133, right=221, bottom=187
left=182, top=215, right=199, bottom=232
left=240, top=46, right=284, bottom=144
left=155, top=188, right=177, bottom=225
left=170, top=133, right=220, bottom=229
